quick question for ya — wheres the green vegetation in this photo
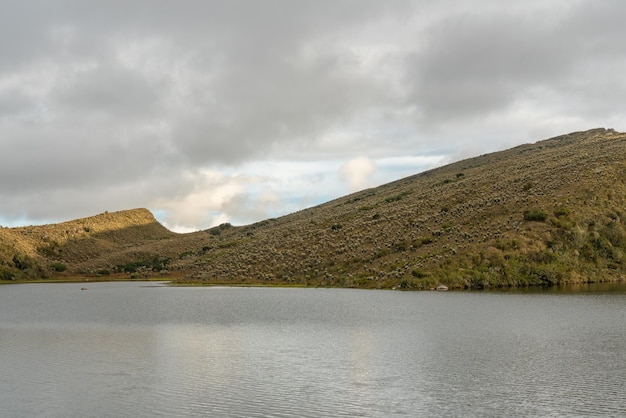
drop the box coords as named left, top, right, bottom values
left=117, top=256, right=171, bottom=274
left=208, top=222, right=233, bottom=236
left=50, top=262, right=67, bottom=272
left=8, top=252, right=49, bottom=279
left=524, top=210, right=548, bottom=222
left=384, top=191, right=410, bottom=203
left=2, top=129, right=626, bottom=290
left=0, top=266, right=16, bottom=280
left=553, top=207, right=571, bottom=218
left=38, top=239, right=62, bottom=257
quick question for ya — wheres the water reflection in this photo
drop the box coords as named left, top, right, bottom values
left=0, top=282, right=625, bottom=417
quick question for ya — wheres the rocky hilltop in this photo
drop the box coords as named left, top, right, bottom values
left=2, top=128, right=626, bottom=289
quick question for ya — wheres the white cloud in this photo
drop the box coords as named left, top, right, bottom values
left=339, top=156, right=377, bottom=192
left=154, top=170, right=251, bottom=232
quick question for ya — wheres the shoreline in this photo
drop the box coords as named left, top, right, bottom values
left=3, top=276, right=624, bottom=292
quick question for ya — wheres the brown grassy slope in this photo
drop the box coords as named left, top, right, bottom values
left=3, top=128, right=626, bottom=288
left=172, top=128, right=626, bottom=288
left=0, top=208, right=180, bottom=279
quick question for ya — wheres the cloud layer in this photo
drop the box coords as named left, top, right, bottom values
left=1, top=1, right=625, bottom=230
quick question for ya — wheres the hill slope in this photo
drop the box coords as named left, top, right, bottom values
left=2, top=128, right=626, bottom=289
left=1, top=209, right=180, bottom=279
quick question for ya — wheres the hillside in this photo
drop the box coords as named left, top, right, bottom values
left=3, top=128, right=626, bottom=289
left=0, top=209, right=189, bottom=280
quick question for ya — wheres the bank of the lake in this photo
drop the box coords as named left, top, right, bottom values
left=3, top=274, right=626, bottom=293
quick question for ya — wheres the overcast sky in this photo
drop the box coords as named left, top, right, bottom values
left=1, top=0, right=625, bottom=232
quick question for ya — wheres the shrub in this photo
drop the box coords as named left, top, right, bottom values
left=0, top=267, right=16, bottom=281
left=523, top=210, right=547, bottom=222
left=398, top=279, right=418, bottom=289
left=38, top=240, right=62, bottom=257
left=150, top=256, right=171, bottom=271
left=50, top=262, right=67, bottom=272
left=553, top=207, right=571, bottom=218
left=12, top=252, right=34, bottom=270
left=385, top=195, right=402, bottom=203
left=392, top=240, right=408, bottom=252
left=117, top=258, right=170, bottom=273
left=419, top=237, right=433, bottom=245
left=208, top=222, right=233, bottom=236
left=11, top=254, right=48, bottom=279
left=523, top=265, right=563, bottom=286
left=411, top=269, right=428, bottom=278
left=551, top=218, right=574, bottom=230
left=494, top=239, right=521, bottom=251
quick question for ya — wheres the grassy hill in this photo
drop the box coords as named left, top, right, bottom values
left=3, top=128, right=626, bottom=289
left=0, top=208, right=198, bottom=280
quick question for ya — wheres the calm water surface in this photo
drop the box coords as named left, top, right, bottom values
left=1, top=282, right=624, bottom=417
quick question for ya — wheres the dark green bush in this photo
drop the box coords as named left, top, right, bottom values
left=50, top=262, right=67, bottom=272
left=118, top=257, right=170, bottom=273
left=12, top=252, right=35, bottom=270
left=398, top=279, right=418, bottom=289
left=0, top=267, right=16, bottom=281
left=411, top=269, right=428, bottom=278
left=208, top=222, right=233, bottom=236
left=523, top=210, right=547, bottom=222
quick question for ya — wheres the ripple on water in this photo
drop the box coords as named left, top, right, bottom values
left=1, top=284, right=625, bottom=417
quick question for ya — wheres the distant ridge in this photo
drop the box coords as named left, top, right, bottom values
left=0, top=208, right=179, bottom=279
left=3, top=128, right=626, bottom=289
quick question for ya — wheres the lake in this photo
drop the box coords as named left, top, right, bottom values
left=1, top=282, right=625, bottom=417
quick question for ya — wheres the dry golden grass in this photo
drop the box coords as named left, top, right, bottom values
left=3, top=128, right=626, bottom=289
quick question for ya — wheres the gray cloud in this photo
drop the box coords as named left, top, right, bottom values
left=1, top=1, right=625, bottom=229
left=407, top=1, right=626, bottom=126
